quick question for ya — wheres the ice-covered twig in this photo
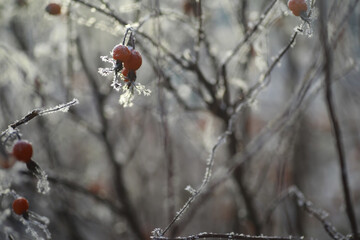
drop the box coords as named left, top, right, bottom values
left=290, top=186, right=345, bottom=240
left=0, top=99, right=79, bottom=137
left=160, top=129, right=230, bottom=236
left=152, top=232, right=304, bottom=240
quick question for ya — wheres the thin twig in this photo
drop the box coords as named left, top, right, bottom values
left=221, top=0, right=278, bottom=67
left=319, top=2, right=359, bottom=239
left=194, top=0, right=203, bottom=63
left=20, top=170, right=125, bottom=216
left=265, top=186, right=345, bottom=240
left=152, top=232, right=303, bottom=240
left=153, top=0, right=176, bottom=233
left=160, top=127, right=230, bottom=236
left=233, top=31, right=298, bottom=110
left=0, top=99, right=79, bottom=137
left=290, top=186, right=345, bottom=240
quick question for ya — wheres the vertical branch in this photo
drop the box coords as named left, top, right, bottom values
left=65, top=1, right=74, bottom=100
left=319, top=2, right=359, bottom=240
left=230, top=134, right=262, bottom=235
left=194, top=0, right=203, bottom=63
left=153, top=0, right=175, bottom=234
left=76, top=38, right=144, bottom=240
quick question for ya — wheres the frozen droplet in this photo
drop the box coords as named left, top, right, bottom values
left=36, top=171, right=50, bottom=194
left=151, top=228, right=162, bottom=237
left=185, top=185, right=197, bottom=196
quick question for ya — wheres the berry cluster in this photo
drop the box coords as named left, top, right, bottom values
left=0, top=140, right=33, bottom=216
left=98, top=28, right=150, bottom=107
left=0, top=137, right=49, bottom=217
left=112, top=44, right=142, bottom=83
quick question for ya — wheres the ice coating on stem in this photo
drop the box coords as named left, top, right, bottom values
left=36, top=170, right=50, bottom=194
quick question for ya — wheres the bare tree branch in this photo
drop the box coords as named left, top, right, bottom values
left=319, top=2, right=359, bottom=239
left=152, top=232, right=303, bottom=240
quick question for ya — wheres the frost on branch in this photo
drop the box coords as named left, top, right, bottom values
left=26, top=161, right=50, bottom=194
left=151, top=228, right=163, bottom=237
left=185, top=185, right=197, bottom=196
left=119, top=83, right=151, bottom=107
left=36, top=170, right=50, bottom=194
left=19, top=211, right=51, bottom=240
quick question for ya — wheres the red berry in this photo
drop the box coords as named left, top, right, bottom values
left=121, top=68, right=130, bottom=82
left=45, top=3, right=61, bottom=15
left=112, top=44, right=131, bottom=62
left=12, top=140, right=33, bottom=163
left=288, top=0, right=307, bottom=16
left=124, top=49, right=142, bottom=71
left=12, top=197, right=29, bottom=215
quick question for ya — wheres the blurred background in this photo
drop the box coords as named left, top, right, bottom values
left=0, top=0, right=360, bottom=239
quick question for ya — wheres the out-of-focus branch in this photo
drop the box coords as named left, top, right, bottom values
left=233, top=31, right=298, bottom=110
left=139, top=41, right=206, bottom=112
left=174, top=44, right=357, bottom=237
left=221, top=0, right=278, bottom=107
left=319, top=2, right=359, bottom=240
left=76, top=37, right=144, bottom=240
left=72, top=0, right=127, bottom=25
left=221, top=0, right=277, bottom=67
left=194, top=0, right=203, bottom=63
left=332, top=0, right=359, bottom=48
left=153, top=1, right=176, bottom=235
left=152, top=232, right=303, bottom=240
left=160, top=125, right=231, bottom=236
left=20, top=170, right=125, bottom=216
left=265, top=186, right=345, bottom=240
left=162, top=20, right=301, bottom=236
left=72, top=0, right=189, bottom=69
left=171, top=53, right=321, bottom=235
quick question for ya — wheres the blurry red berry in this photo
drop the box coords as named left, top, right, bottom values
left=45, top=3, right=61, bottom=15
left=0, top=156, right=16, bottom=169
left=112, top=44, right=131, bottom=62
left=12, top=197, right=29, bottom=215
left=124, top=49, right=142, bottom=71
left=121, top=68, right=130, bottom=82
left=12, top=140, right=33, bottom=163
left=288, top=0, right=307, bottom=16
left=183, top=0, right=192, bottom=15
